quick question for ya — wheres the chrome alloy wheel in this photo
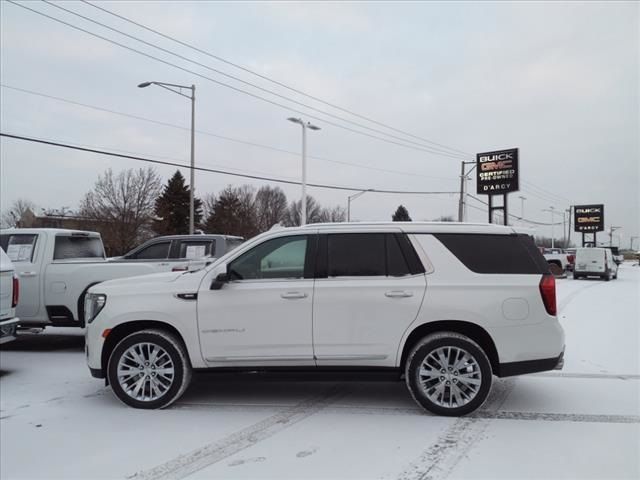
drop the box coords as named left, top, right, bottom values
left=117, top=342, right=175, bottom=402
left=418, top=346, right=482, bottom=409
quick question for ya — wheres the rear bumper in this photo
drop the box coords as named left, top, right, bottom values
left=497, top=348, right=565, bottom=377
left=0, top=317, right=20, bottom=344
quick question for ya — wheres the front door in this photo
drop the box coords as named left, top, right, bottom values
left=313, top=232, right=426, bottom=367
left=198, top=234, right=316, bottom=366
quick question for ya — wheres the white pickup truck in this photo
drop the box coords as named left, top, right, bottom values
left=0, top=228, right=194, bottom=329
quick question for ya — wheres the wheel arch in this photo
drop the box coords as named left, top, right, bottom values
left=101, top=320, right=189, bottom=383
left=399, top=320, right=500, bottom=375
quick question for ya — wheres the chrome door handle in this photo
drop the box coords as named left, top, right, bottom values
left=280, top=291, right=308, bottom=299
left=385, top=290, right=413, bottom=298
left=19, top=271, right=37, bottom=277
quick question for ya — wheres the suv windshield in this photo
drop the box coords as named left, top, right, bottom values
left=53, top=236, right=105, bottom=260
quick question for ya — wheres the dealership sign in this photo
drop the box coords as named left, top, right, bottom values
left=476, top=148, right=519, bottom=195
left=574, top=204, right=604, bottom=232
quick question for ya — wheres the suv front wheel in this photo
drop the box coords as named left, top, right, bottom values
left=405, top=332, right=492, bottom=416
left=107, top=329, right=192, bottom=409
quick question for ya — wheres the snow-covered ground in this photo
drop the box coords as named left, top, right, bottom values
left=1, top=264, right=639, bottom=479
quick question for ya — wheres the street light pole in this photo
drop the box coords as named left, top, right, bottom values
left=543, top=207, right=557, bottom=248
left=287, top=118, right=321, bottom=225
left=347, top=189, right=373, bottom=222
left=138, top=81, right=196, bottom=234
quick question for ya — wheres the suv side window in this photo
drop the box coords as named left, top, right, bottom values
left=229, top=235, right=308, bottom=280
left=179, top=240, right=214, bottom=259
left=434, top=233, right=548, bottom=274
left=133, top=242, right=171, bottom=260
left=0, top=234, right=38, bottom=262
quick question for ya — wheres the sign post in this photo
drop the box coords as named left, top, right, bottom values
left=573, top=204, right=604, bottom=247
left=476, top=148, right=519, bottom=225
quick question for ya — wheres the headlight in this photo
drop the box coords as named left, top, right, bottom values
left=85, top=293, right=107, bottom=324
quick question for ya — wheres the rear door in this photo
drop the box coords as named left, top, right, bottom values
left=0, top=233, right=41, bottom=318
left=312, top=232, right=426, bottom=367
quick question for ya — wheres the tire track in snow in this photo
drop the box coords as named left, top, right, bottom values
left=173, top=402, right=640, bottom=424
left=127, top=384, right=347, bottom=480
left=395, top=378, right=517, bottom=480
left=557, top=279, right=604, bottom=313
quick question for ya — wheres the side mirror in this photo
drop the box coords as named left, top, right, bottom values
left=210, top=272, right=229, bottom=290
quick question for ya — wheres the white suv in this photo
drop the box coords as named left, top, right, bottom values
left=85, top=222, right=565, bottom=416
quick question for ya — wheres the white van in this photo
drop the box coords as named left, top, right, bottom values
left=0, top=247, right=20, bottom=344
left=574, top=247, right=618, bottom=280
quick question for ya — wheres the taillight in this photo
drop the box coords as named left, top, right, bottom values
left=567, top=254, right=575, bottom=264
left=539, top=274, right=556, bottom=316
left=12, top=274, right=19, bottom=308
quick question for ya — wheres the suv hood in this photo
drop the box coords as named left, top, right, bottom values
left=96, top=270, right=187, bottom=289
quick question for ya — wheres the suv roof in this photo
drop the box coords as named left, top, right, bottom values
left=146, top=234, right=244, bottom=241
left=0, top=228, right=100, bottom=237
left=299, top=221, right=517, bottom=235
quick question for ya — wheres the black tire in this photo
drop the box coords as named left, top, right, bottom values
left=573, top=274, right=581, bottom=280
left=405, top=332, right=492, bottom=416
left=107, top=329, right=192, bottom=409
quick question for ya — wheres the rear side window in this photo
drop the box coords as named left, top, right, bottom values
left=54, top=236, right=105, bottom=260
left=1, top=234, right=38, bottom=262
left=179, top=240, right=214, bottom=259
left=434, top=233, right=548, bottom=274
left=325, top=233, right=418, bottom=277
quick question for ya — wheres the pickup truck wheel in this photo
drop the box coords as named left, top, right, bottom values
left=405, top=332, right=492, bottom=416
left=107, top=329, right=192, bottom=409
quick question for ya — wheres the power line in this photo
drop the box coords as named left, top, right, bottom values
left=80, top=0, right=471, bottom=158
left=0, top=132, right=460, bottom=196
left=466, top=194, right=563, bottom=226
left=0, top=84, right=458, bottom=182
left=8, top=0, right=466, bottom=160
left=42, top=0, right=468, bottom=159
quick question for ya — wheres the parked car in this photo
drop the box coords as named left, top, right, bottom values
left=574, top=247, right=618, bottom=280
left=0, top=247, right=20, bottom=344
left=604, top=246, right=624, bottom=266
left=543, top=248, right=571, bottom=275
left=564, top=248, right=576, bottom=271
left=111, top=234, right=244, bottom=270
left=0, top=228, right=210, bottom=329
left=85, top=222, right=564, bottom=416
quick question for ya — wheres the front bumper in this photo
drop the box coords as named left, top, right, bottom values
left=0, top=318, right=20, bottom=345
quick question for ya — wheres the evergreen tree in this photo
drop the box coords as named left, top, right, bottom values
left=153, top=170, right=203, bottom=235
left=392, top=205, right=412, bottom=221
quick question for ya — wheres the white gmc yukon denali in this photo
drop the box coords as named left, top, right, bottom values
left=85, top=222, right=565, bottom=416
left=0, top=228, right=188, bottom=329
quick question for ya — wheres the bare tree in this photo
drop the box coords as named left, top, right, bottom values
left=1, top=198, right=37, bottom=228
left=318, top=205, right=347, bottom=223
left=284, top=195, right=322, bottom=226
left=255, top=185, right=288, bottom=232
left=78, top=167, right=161, bottom=255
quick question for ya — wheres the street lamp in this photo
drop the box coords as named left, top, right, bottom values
left=347, top=189, right=373, bottom=222
left=138, top=81, right=196, bottom=234
left=287, top=117, right=321, bottom=225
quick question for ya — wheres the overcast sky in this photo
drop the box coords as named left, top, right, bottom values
left=1, top=1, right=638, bottom=246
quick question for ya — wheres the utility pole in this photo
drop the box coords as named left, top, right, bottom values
left=457, top=161, right=475, bottom=222
left=609, top=226, right=621, bottom=247
left=518, top=195, right=527, bottom=221
left=566, top=207, right=572, bottom=246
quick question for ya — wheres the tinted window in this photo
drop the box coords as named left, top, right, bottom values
left=225, top=238, right=244, bottom=253
left=229, top=236, right=307, bottom=280
left=387, top=235, right=411, bottom=276
left=434, top=233, right=548, bottom=274
left=328, top=233, right=386, bottom=277
left=179, top=240, right=214, bottom=259
left=1, top=234, right=38, bottom=262
left=134, top=242, right=171, bottom=260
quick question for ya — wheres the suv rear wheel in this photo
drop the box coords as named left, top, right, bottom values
left=107, top=329, right=192, bottom=409
left=405, top=332, right=492, bottom=416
